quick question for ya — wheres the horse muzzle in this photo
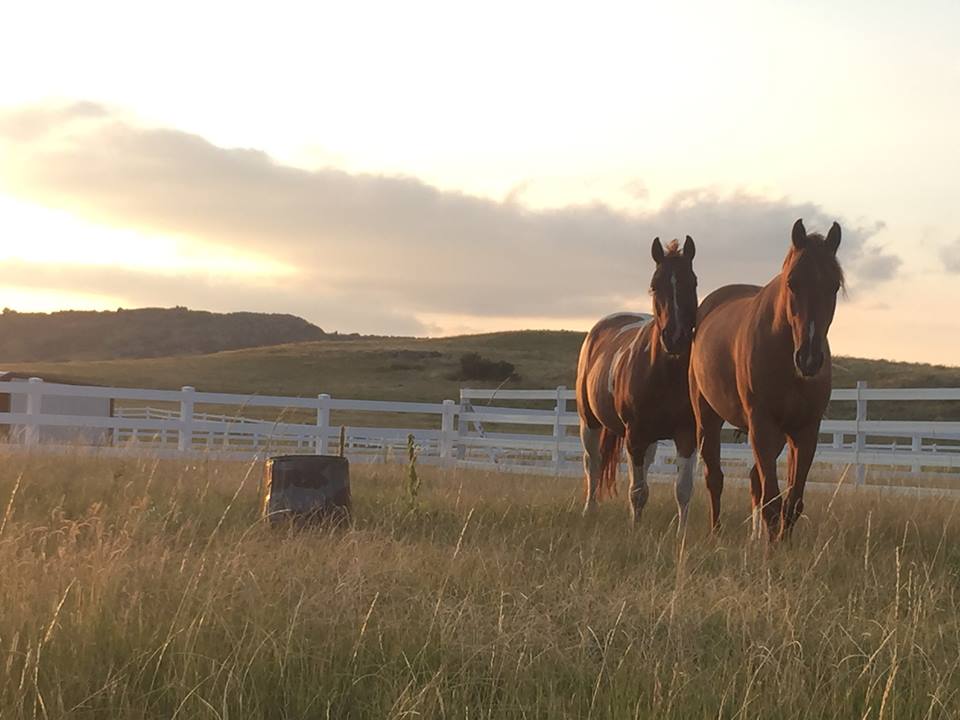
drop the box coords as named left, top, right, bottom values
left=660, top=326, right=694, bottom=356
left=794, top=347, right=824, bottom=378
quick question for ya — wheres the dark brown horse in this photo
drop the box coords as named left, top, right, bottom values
left=577, top=237, right=699, bottom=529
left=688, top=219, right=843, bottom=541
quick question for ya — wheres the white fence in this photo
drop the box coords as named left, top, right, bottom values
left=2, top=378, right=960, bottom=491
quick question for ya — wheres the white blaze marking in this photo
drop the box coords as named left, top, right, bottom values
left=671, top=271, right=679, bottom=320
left=808, top=319, right=815, bottom=341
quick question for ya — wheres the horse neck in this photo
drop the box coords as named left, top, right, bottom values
left=644, top=321, right=686, bottom=375
left=769, top=274, right=793, bottom=339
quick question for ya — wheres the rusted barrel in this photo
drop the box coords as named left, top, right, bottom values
left=260, top=455, right=351, bottom=526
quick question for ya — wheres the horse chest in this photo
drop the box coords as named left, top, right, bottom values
left=618, top=365, right=689, bottom=427
left=769, top=381, right=830, bottom=429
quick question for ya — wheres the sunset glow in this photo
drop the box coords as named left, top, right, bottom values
left=2, top=0, right=958, bottom=362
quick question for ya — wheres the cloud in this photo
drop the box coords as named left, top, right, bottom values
left=850, top=245, right=902, bottom=287
left=0, top=101, right=902, bottom=332
left=939, top=237, right=960, bottom=274
left=0, top=259, right=430, bottom=335
left=0, top=101, right=107, bottom=142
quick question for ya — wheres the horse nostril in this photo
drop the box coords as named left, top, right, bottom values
left=812, top=351, right=824, bottom=372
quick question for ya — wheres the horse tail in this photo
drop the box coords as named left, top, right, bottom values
left=597, top=427, right=625, bottom=500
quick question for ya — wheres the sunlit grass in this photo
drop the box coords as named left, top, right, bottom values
left=1, top=448, right=958, bottom=718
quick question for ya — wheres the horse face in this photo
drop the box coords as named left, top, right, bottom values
left=785, top=220, right=843, bottom=378
left=650, top=236, right=698, bottom=355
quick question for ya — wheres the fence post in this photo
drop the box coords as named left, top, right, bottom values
left=855, top=380, right=867, bottom=485
left=316, top=394, right=330, bottom=455
left=178, top=386, right=195, bottom=452
left=911, top=434, right=922, bottom=475
left=440, top=399, right=456, bottom=464
left=456, top=389, right=468, bottom=460
left=552, top=385, right=566, bottom=477
left=24, top=377, right=43, bottom=447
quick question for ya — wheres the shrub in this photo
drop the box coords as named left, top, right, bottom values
left=456, top=352, right=517, bottom=381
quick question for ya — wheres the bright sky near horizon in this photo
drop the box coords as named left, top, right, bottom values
left=1, top=0, right=958, bottom=363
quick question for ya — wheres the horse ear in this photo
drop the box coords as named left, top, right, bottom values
left=651, top=237, right=664, bottom=264
left=683, top=235, right=695, bottom=261
left=826, top=221, right=841, bottom=254
left=791, top=219, right=807, bottom=250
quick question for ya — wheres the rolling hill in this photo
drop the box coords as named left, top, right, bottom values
left=0, top=307, right=330, bottom=361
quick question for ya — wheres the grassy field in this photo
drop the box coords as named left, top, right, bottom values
left=2, top=449, right=959, bottom=718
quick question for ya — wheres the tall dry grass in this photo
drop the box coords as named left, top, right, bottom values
left=1, top=448, right=958, bottom=718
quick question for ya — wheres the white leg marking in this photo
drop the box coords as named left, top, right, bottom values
left=675, top=453, right=696, bottom=533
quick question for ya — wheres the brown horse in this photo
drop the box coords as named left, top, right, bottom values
left=576, top=237, right=699, bottom=528
left=688, top=219, right=843, bottom=541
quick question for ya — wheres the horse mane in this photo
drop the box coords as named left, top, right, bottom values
left=663, top=238, right=682, bottom=256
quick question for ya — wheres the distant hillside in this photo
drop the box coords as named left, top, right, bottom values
left=4, top=330, right=960, bottom=421
left=0, top=307, right=330, bottom=361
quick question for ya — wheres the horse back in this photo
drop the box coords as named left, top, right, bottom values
left=696, top=284, right=763, bottom=323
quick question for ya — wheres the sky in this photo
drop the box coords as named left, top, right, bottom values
left=0, top=0, right=958, bottom=363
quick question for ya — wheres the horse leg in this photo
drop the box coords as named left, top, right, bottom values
left=748, top=465, right=763, bottom=540
left=694, top=397, right=725, bottom=532
left=673, top=428, right=697, bottom=535
left=748, top=419, right=786, bottom=541
left=781, top=425, right=819, bottom=540
left=625, top=432, right=652, bottom=524
left=581, top=422, right=602, bottom=515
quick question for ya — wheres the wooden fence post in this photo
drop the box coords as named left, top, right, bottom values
left=179, top=386, right=195, bottom=452
left=552, top=385, right=566, bottom=477
left=440, top=399, right=456, bottom=464
left=855, top=380, right=867, bottom=485
left=24, top=377, right=43, bottom=447
left=316, top=394, right=330, bottom=455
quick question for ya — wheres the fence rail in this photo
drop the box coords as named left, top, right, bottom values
left=2, top=379, right=960, bottom=491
